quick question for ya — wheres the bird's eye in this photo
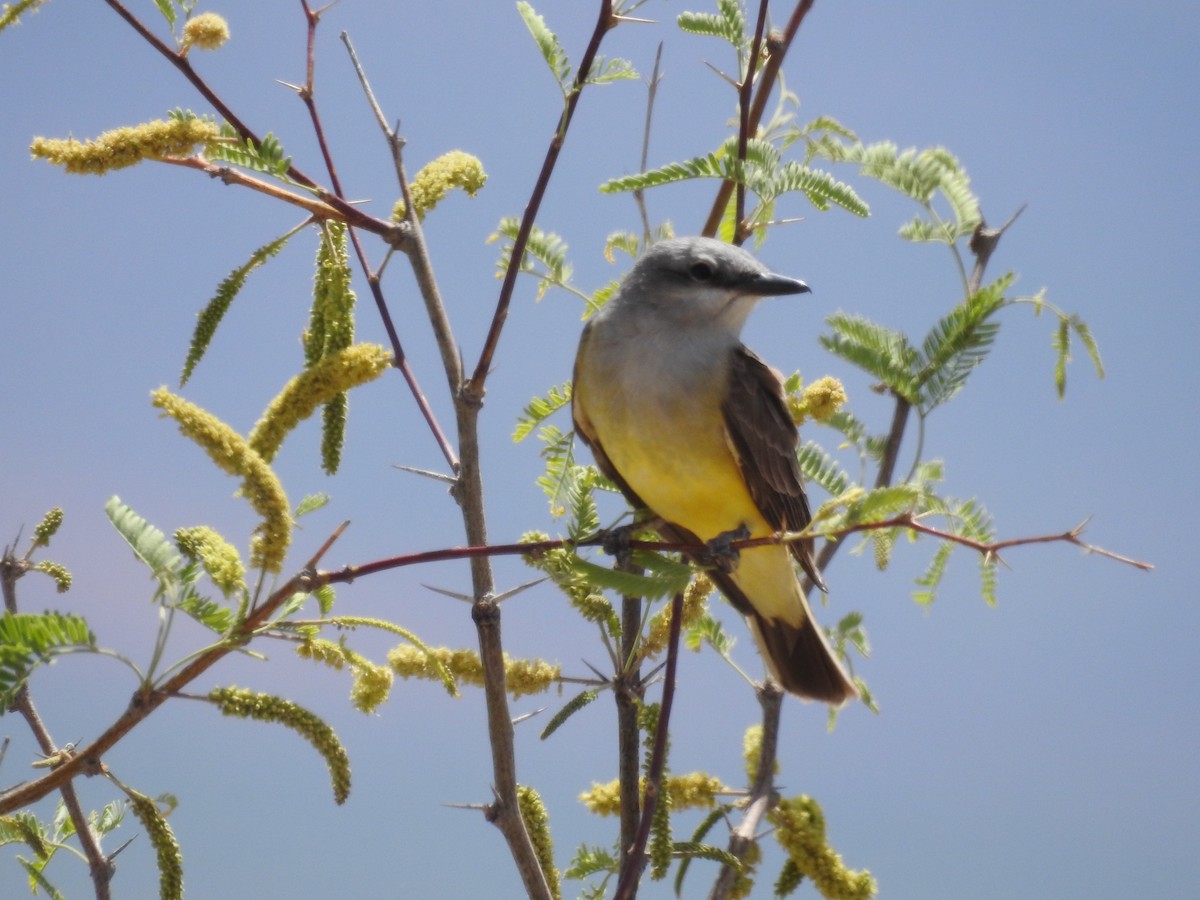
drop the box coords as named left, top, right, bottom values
left=689, top=261, right=715, bottom=282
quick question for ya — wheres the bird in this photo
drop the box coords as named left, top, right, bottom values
left=572, top=236, right=858, bottom=704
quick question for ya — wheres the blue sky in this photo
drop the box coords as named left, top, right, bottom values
left=1, top=2, right=1197, bottom=897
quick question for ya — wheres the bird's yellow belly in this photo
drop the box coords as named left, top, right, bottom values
left=597, top=399, right=768, bottom=541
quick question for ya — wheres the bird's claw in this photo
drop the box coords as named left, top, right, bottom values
left=699, top=525, right=751, bottom=574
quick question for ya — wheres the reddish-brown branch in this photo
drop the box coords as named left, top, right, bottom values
left=317, top=515, right=1150, bottom=590
left=466, top=0, right=615, bottom=399
left=0, top=531, right=342, bottom=815
left=613, top=591, right=685, bottom=900
left=702, top=0, right=818, bottom=239
left=295, top=5, right=459, bottom=473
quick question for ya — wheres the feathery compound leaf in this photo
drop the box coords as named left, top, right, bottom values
left=517, top=1, right=571, bottom=90
left=674, top=808, right=731, bottom=896
left=540, top=688, right=599, bottom=740
left=677, top=10, right=743, bottom=47
left=916, top=273, right=1012, bottom=408
left=209, top=124, right=293, bottom=180
left=0, top=613, right=96, bottom=711
left=821, top=314, right=920, bottom=401
left=752, top=161, right=870, bottom=216
left=586, top=55, right=639, bottom=85
left=1070, top=313, right=1105, bottom=381
left=104, top=496, right=181, bottom=583
left=177, top=593, right=235, bottom=634
left=913, top=540, right=954, bottom=606
left=515, top=382, right=572, bottom=442
left=600, top=153, right=734, bottom=194
left=181, top=226, right=301, bottom=385
left=1053, top=316, right=1070, bottom=399
left=797, top=440, right=852, bottom=498
left=490, top=217, right=575, bottom=299
left=979, top=555, right=999, bottom=607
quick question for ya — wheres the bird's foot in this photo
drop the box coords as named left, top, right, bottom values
left=599, top=515, right=666, bottom=567
left=601, top=523, right=639, bottom=567
left=699, top=525, right=751, bottom=575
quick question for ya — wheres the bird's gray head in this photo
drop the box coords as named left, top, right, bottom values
left=610, top=237, right=809, bottom=335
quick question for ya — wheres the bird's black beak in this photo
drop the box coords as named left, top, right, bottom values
left=747, top=272, right=811, bottom=296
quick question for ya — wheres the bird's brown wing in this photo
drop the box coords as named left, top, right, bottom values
left=721, top=346, right=826, bottom=590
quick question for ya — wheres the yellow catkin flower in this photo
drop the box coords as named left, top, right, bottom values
left=387, top=645, right=560, bottom=699
left=30, top=117, right=220, bottom=175
left=802, top=376, right=848, bottom=421
left=210, top=686, right=351, bottom=804
left=33, top=561, right=71, bottom=593
left=770, top=796, right=877, bottom=900
left=350, top=660, right=394, bottom=714
left=297, top=637, right=348, bottom=670
left=182, top=12, right=229, bottom=51
left=789, top=375, right=848, bottom=425
left=578, top=779, right=622, bottom=816
left=125, top=790, right=184, bottom=900
left=247, top=343, right=391, bottom=464
left=174, top=525, right=245, bottom=597
left=730, top=839, right=761, bottom=899
left=642, top=574, right=712, bottom=657
left=517, top=786, right=561, bottom=900
left=392, top=150, right=487, bottom=221
left=0, top=0, right=50, bottom=32
left=578, top=772, right=728, bottom=816
left=32, top=507, right=63, bottom=547
left=742, top=724, right=780, bottom=782
left=151, top=388, right=290, bottom=572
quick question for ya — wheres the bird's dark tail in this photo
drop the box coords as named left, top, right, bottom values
left=710, top=570, right=858, bottom=705
left=748, top=612, right=859, bottom=705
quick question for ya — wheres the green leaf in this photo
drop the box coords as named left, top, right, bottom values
left=600, top=153, right=733, bottom=194
left=104, top=496, right=181, bottom=585
left=181, top=227, right=299, bottom=385
left=208, top=125, right=293, bottom=180
left=685, top=613, right=736, bottom=657
left=586, top=55, right=638, bottom=85
left=564, top=844, right=620, bottom=880
left=177, top=591, right=235, bottom=634
left=1070, top=313, right=1105, bottom=381
left=153, top=0, right=176, bottom=29
left=569, top=554, right=692, bottom=602
left=913, top=540, right=954, bottom=606
left=915, top=273, right=1011, bottom=408
left=797, top=440, right=852, bottom=498
left=0, top=612, right=96, bottom=711
left=540, top=689, right=599, bottom=740
left=294, top=492, right=331, bottom=518
left=517, top=1, right=571, bottom=90
left=673, top=807, right=730, bottom=896
left=514, top=382, right=572, bottom=443
left=752, top=161, right=869, bottom=217
left=820, top=314, right=920, bottom=401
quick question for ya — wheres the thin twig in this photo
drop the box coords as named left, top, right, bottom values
left=2, top=551, right=114, bottom=898
left=702, top=0, right=817, bottom=238
left=732, top=0, right=772, bottom=244
left=466, top=0, right=615, bottom=399
left=0, top=526, right=347, bottom=815
left=709, top=683, right=783, bottom=899
left=613, top=591, right=685, bottom=900
left=635, top=42, right=665, bottom=246
left=616, top=558, right=648, bottom=869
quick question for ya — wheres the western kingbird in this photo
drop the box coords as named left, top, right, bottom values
left=572, top=236, right=857, bottom=704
